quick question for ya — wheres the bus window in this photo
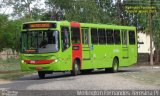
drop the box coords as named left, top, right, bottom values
left=106, top=29, right=114, bottom=44
left=98, top=29, right=106, bottom=44
left=61, top=26, right=70, bottom=52
left=122, top=30, right=128, bottom=46
left=21, top=30, right=59, bottom=53
left=114, top=30, right=121, bottom=44
left=91, top=28, right=98, bottom=44
left=129, top=31, right=135, bottom=45
left=82, top=29, right=89, bottom=45
left=71, top=27, right=80, bottom=44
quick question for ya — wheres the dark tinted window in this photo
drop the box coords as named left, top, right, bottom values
left=91, top=28, right=98, bottom=44
left=114, top=30, right=121, bottom=44
left=71, top=27, right=80, bottom=44
left=106, top=29, right=114, bottom=44
left=98, top=29, right=106, bottom=44
left=61, top=27, right=70, bottom=51
left=129, top=31, right=135, bottom=44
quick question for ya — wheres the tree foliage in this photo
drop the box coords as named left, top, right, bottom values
left=0, top=14, right=22, bottom=51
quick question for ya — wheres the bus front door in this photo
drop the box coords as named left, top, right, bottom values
left=82, top=28, right=92, bottom=69
left=122, top=30, right=129, bottom=66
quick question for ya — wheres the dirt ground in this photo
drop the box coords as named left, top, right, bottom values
left=0, top=79, right=11, bottom=84
left=119, top=63, right=160, bottom=87
left=0, top=63, right=160, bottom=90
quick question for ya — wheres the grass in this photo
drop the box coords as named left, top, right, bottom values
left=0, top=58, right=20, bottom=71
left=0, top=58, right=35, bottom=80
left=0, top=71, right=34, bottom=80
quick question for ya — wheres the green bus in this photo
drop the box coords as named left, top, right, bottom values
left=20, top=21, right=137, bottom=79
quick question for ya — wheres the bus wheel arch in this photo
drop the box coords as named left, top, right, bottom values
left=71, top=58, right=81, bottom=76
left=112, top=56, right=119, bottom=73
left=105, top=56, right=119, bottom=73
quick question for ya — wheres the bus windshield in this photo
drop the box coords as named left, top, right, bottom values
left=21, top=30, right=59, bottom=53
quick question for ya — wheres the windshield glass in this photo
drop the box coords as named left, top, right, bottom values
left=21, top=30, right=59, bottom=53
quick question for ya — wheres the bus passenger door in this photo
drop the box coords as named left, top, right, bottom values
left=82, top=28, right=92, bottom=69
left=122, top=30, right=129, bottom=66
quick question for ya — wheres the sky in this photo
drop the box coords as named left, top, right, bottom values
left=0, top=0, right=45, bottom=15
left=0, top=0, right=124, bottom=19
left=0, top=0, right=124, bottom=14
left=0, top=0, right=13, bottom=14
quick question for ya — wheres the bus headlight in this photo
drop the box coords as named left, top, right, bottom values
left=55, top=59, right=58, bottom=62
left=21, top=60, right=24, bottom=63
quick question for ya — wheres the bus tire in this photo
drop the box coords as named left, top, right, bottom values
left=105, top=58, right=119, bottom=73
left=71, top=60, right=80, bottom=76
left=38, top=71, right=45, bottom=79
left=111, top=58, right=119, bottom=73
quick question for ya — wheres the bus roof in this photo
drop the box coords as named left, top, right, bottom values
left=80, top=23, right=136, bottom=30
left=22, top=21, right=70, bottom=25
left=22, top=21, right=136, bottom=30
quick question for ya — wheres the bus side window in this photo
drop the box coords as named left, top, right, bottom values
left=82, top=29, right=89, bottom=45
left=71, top=27, right=80, bottom=44
left=122, top=30, right=128, bottom=46
left=61, top=26, right=70, bottom=52
left=129, top=31, right=135, bottom=45
left=114, top=30, right=121, bottom=44
left=106, top=29, right=114, bottom=44
left=98, top=29, right=106, bottom=44
left=91, top=28, right=98, bottom=44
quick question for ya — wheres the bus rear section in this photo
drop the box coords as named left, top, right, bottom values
left=80, top=23, right=137, bottom=73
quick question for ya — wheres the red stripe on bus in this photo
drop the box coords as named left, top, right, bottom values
left=24, top=60, right=54, bottom=64
left=70, top=22, right=80, bottom=27
left=70, top=22, right=82, bottom=68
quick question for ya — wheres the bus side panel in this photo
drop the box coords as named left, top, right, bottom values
left=59, top=47, right=72, bottom=71
left=128, top=45, right=137, bottom=66
left=112, top=45, right=122, bottom=67
left=92, top=45, right=112, bottom=69
left=121, top=30, right=137, bottom=67
left=128, top=30, right=137, bottom=66
left=92, top=45, right=122, bottom=69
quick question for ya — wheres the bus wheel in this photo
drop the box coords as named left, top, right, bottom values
left=112, top=58, right=119, bottom=73
left=71, top=60, right=80, bottom=76
left=105, top=58, right=119, bottom=73
left=38, top=71, right=45, bottom=79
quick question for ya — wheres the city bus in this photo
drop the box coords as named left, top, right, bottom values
left=20, top=21, right=137, bottom=79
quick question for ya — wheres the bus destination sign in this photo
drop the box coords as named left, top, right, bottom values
left=23, top=23, right=56, bottom=29
left=30, top=23, right=51, bottom=28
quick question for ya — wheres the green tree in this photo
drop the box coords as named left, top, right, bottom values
left=44, top=0, right=117, bottom=24
left=0, top=14, right=9, bottom=51
left=2, top=0, right=45, bottom=21
left=152, top=0, right=160, bottom=63
left=0, top=14, right=22, bottom=52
